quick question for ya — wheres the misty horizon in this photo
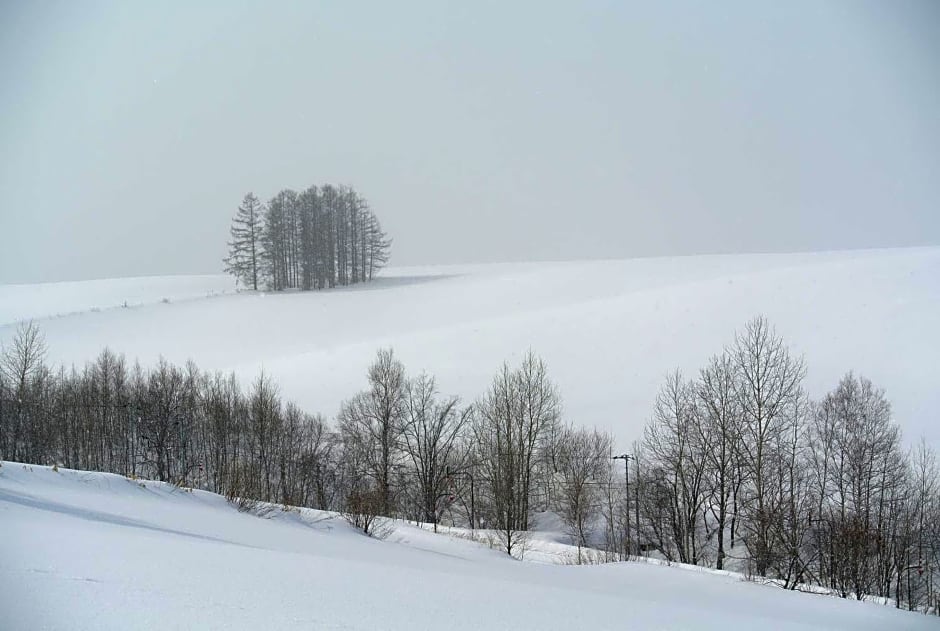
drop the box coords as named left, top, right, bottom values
left=2, top=1, right=938, bottom=284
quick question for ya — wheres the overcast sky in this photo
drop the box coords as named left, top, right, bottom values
left=1, top=1, right=938, bottom=283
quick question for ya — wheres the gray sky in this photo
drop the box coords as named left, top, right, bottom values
left=1, top=0, right=938, bottom=283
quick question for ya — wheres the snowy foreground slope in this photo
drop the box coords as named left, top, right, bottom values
left=1, top=463, right=933, bottom=631
left=1, top=248, right=938, bottom=448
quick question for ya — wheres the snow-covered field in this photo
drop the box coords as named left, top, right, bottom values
left=3, top=249, right=939, bottom=629
left=0, top=274, right=235, bottom=326
left=1, top=248, right=937, bottom=449
left=1, top=461, right=934, bottom=630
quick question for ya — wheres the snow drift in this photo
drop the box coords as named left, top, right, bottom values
left=1, top=462, right=933, bottom=630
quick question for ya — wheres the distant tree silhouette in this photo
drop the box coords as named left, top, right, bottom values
left=226, top=184, right=389, bottom=291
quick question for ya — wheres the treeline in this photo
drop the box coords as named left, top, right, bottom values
left=1, top=318, right=937, bottom=613
left=634, top=316, right=938, bottom=612
left=223, top=184, right=390, bottom=291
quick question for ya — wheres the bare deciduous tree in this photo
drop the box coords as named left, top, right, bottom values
left=338, top=349, right=407, bottom=517
left=555, top=426, right=612, bottom=559
left=401, top=372, right=470, bottom=529
left=732, top=316, right=806, bottom=576
left=696, top=352, right=741, bottom=569
left=643, top=371, right=709, bottom=565
left=0, top=321, right=47, bottom=462
left=474, top=352, right=560, bottom=556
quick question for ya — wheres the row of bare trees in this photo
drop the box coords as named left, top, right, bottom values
left=224, top=184, right=390, bottom=292
left=1, top=317, right=937, bottom=611
left=0, top=328, right=337, bottom=508
left=633, top=316, right=939, bottom=612
left=0, top=322, right=568, bottom=549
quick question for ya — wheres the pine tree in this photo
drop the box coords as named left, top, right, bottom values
left=365, top=211, right=391, bottom=280
left=223, top=193, right=263, bottom=291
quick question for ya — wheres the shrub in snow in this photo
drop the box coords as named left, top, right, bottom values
left=343, top=488, right=394, bottom=539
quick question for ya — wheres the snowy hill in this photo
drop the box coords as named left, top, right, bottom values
left=0, top=274, right=235, bottom=326
left=1, top=461, right=934, bottom=630
left=1, top=248, right=937, bottom=449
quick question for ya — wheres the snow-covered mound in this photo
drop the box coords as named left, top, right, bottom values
left=0, top=462, right=932, bottom=630
left=1, top=248, right=938, bottom=448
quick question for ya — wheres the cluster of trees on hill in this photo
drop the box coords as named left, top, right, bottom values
left=223, top=184, right=390, bottom=291
left=1, top=318, right=937, bottom=613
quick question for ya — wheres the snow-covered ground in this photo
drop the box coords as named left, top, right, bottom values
left=2, top=251, right=937, bottom=628
left=0, top=274, right=234, bottom=326
left=1, top=248, right=937, bottom=449
left=1, top=461, right=933, bottom=630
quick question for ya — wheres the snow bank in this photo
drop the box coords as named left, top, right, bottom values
left=1, top=461, right=933, bottom=630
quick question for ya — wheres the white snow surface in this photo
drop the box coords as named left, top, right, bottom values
left=1, top=248, right=938, bottom=448
left=0, top=274, right=234, bottom=326
left=1, top=462, right=934, bottom=630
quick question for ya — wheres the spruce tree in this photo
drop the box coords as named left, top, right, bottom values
left=223, top=193, right=263, bottom=290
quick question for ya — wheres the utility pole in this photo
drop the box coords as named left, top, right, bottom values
left=634, top=458, right=640, bottom=556
left=469, top=467, right=475, bottom=531
left=613, top=453, right=634, bottom=558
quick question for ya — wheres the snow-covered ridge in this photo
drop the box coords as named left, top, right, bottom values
left=1, top=461, right=933, bottom=630
left=1, top=248, right=938, bottom=450
left=0, top=274, right=236, bottom=326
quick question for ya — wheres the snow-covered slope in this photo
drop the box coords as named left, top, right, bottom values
left=0, top=274, right=234, bottom=326
left=1, top=248, right=938, bottom=448
left=1, top=462, right=933, bottom=630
